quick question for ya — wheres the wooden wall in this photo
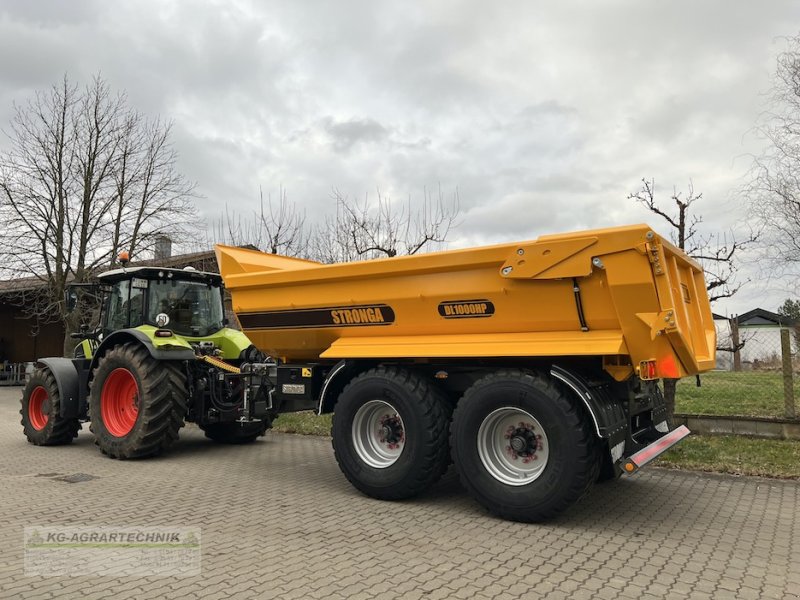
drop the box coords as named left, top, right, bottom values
left=0, top=301, right=65, bottom=362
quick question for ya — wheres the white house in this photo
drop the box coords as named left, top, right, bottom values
left=713, top=308, right=797, bottom=371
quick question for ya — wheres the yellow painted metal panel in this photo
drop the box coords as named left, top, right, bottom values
left=217, top=223, right=716, bottom=379
left=319, top=331, right=629, bottom=359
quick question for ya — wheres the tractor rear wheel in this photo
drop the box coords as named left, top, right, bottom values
left=200, top=421, right=269, bottom=444
left=89, top=343, right=187, bottom=459
left=20, top=368, right=81, bottom=445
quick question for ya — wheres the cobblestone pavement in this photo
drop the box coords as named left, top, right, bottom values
left=1, top=387, right=798, bottom=599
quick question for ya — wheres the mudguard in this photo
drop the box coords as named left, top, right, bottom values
left=317, top=360, right=376, bottom=415
left=550, top=365, right=627, bottom=444
left=37, top=357, right=82, bottom=419
left=89, top=329, right=196, bottom=374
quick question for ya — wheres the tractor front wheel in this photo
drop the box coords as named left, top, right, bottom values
left=20, top=368, right=81, bottom=445
left=89, top=343, right=187, bottom=459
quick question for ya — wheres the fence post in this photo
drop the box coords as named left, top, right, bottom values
left=781, top=328, right=796, bottom=419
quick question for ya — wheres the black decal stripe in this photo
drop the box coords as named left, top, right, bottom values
left=438, top=299, right=495, bottom=319
left=238, top=305, right=395, bottom=329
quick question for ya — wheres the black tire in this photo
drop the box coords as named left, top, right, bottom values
left=20, top=368, right=81, bottom=445
left=89, top=343, right=187, bottom=459
left=200, top=421, right=269, bottom=444
left=450, top=370, right=599, bottom=522
left=331, top=366, right=450, bottom=501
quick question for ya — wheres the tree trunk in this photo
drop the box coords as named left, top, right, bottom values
left=730, top=318, right=742, bottom=372
left=662, top=378, right=677, bottom=425
left=62, top=311, right=81, bottom=358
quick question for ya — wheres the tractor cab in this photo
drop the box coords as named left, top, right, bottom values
left=66, top=266, right=229, bottom=357
left=96, top=267, right=226, bottom=337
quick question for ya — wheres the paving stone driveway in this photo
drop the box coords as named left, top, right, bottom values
left=0, top=386, right=798, bottom=599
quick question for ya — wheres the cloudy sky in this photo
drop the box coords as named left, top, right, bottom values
left=1, top=0, right=799, bottom=316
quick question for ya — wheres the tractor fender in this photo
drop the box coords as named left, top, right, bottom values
left=37, top=357, right=82, bottom=419
left=89, top=329, right=196, bottom=375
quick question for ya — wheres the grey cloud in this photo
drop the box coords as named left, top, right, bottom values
left=321, top=117, right=389, bottom=153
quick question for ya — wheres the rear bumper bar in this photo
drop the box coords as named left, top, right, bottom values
left=621, top=425, right=691, bottom=474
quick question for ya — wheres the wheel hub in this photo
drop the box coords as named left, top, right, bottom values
left=352, top=400, right=406, bottom=468
left=477, top=408, right=549, bottom=485
left=27, top=385, right=50, bottom=431
left=101, top=368, right=140, bottom=437
left=378, top=415, right=404, bottom=448
left=505, top=424, right=543, bottom=463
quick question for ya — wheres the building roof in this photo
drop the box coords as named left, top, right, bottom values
left=714, top=308, right=796, bottom=327
left=0, top=250, right=218, bottom=295
left=737, top=308, right=795, bottom=327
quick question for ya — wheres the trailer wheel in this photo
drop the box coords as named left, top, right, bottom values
left=450, top=370, right=599, bottom=522
left=332, top=367, right=450, bottom=500
left=89, top=343, right=187, bottom=459
left=200, top=421, right=269, bottom=444
left=20, top=368, right=81, bottom=445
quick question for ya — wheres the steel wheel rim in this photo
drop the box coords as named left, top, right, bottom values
left=352, top=400, right=406, bottom=468
left=477, top=407, right=549, bottom=486
left=28, top=386, right=50, bottom=430
left=101, top=368, right=140, bottom=437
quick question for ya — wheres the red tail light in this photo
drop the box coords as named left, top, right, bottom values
left=639, top=359, right=658, bottom=380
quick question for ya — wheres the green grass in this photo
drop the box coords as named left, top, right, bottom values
left=273, top=411, right=332, bottom=436
left=676, top=370, right=797, bottom=418
left=655, top=434, right=800, bottom=479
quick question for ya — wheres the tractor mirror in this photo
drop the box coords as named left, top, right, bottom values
left=65, top=289, right=78, bottom=313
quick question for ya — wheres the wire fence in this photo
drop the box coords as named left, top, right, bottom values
left=676, top=327, right=798, bottom=419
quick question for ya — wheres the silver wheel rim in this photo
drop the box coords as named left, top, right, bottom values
left=352, top=400, right=406, bottom=468
left=477, top=407, right=549, bottom=486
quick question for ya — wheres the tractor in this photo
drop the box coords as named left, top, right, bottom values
left=20, top=262, right=277, bottom=458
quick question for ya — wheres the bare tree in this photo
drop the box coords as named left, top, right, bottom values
left=629, top=178, right=754, bottom=302
left=0, top=74, right=197, bottom=355
left=747, top=34, right=800, bottom=283
left=629, top=178, right=756, bottom=420
left=310, top=187, right=459, bottom=263
left=211, top=187, right=307, bottom=256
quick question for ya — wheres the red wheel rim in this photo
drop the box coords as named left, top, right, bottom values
left=28, top=386, right=49, bottom=430
left=101, top=368, right=140, bottom=437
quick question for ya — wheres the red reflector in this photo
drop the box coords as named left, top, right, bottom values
left=639, top=360, right=657, bottom=380
left=155, top=330, right=173, bottom=338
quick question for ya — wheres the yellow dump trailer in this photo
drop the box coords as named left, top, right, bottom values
left=216, top=223, right=716, bottom=522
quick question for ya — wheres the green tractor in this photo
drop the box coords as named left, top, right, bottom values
left=20, top=265, right=277, bottom=458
